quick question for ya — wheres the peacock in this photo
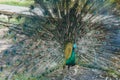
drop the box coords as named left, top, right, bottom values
left=64, top=42, right=77, bottom=69
left=0, top=0, right=120, bottom=80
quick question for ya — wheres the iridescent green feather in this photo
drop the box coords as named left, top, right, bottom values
left=66, top=49, right=76, bottom=66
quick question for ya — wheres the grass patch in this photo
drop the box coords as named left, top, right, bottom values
left=0, top=0, right=34, bottom=7
left=0, top=25, right=4, bottom=29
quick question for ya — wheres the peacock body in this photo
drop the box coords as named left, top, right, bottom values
left=64, top=42, right=76, bottom=68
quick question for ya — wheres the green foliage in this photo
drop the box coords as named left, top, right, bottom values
left=0, top=0, right=34, bottom=7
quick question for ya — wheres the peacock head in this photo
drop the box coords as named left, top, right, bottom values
left=73, top=43, right=77, bottom=49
